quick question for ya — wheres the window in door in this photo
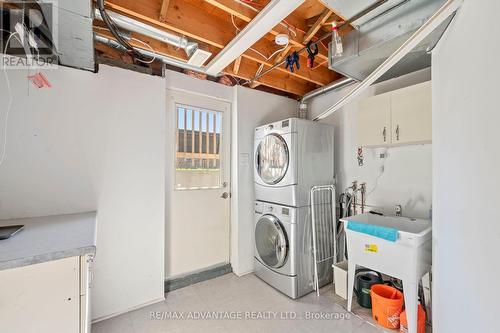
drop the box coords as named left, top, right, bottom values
left=175, top=105, right=223, bottom=190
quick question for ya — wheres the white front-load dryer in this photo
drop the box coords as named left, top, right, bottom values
left=254, top=118, right=334, bottom=207
left=253, top=201, right=333, bottom=299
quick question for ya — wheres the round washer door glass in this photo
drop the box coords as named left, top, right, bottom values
left=255, top=215, right=288, bottom=268
left=256, top=134, right=289, bottom=185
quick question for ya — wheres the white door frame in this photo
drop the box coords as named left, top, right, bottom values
left=165, top=88, right=232, bottom=278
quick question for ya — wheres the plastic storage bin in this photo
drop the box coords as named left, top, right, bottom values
left=333, top=260, right=348, bottom=299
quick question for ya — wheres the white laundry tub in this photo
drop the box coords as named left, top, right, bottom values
left=340, top=213, right=432, bottom=333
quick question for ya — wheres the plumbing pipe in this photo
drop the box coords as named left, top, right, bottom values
left=94, top=34, right=219, bottom=76
left=298, top=77, right=357, bottom=118
left=94, top=8, right=199, bottom=57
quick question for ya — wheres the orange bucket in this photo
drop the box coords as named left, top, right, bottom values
left=370, top=284, right=404, bottom=329
left=400, top=304, right=426, bottom=333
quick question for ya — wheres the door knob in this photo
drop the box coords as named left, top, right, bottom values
left=221, top=192, right=230, bottom=199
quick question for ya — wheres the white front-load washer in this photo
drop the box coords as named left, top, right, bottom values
left=253, top=201, right=333, bottom=299
left=254, top=118, right=334, bottom=207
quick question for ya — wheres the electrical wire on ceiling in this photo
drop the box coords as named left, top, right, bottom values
left=230, top=13, right=289, bottom=82
left=232, top=0, right=330, bottom=85
left=96, top=0, right=142, bottom=61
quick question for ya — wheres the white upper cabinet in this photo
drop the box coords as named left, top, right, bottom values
left=391, top=81, right=432, bottom=145
left=357, top=81, right=432, bottom=147
left=357, top=93, right=391, bottom=147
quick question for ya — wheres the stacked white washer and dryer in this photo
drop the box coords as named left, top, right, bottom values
left=253, top=117, right=335, bottom=299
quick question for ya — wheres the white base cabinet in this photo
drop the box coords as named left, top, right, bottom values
left=357, top=81, right=432, bottom=147
left=0, top=255, right=93, bottom=333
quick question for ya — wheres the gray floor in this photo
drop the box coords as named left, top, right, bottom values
left=92, top=273, right=398, bottom=333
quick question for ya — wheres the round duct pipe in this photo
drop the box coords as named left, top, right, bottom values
left=94, top=8, right=199, bottom=58
left=94, top=34, right=219, bottom=76
left=298, top=77, right=357, bottom=119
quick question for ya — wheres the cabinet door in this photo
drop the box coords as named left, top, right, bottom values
left=0, top=257, right=80, bottom=333
left=357, top=93, right=391, bottom=147
left=391, top=81, right=432, bottom=144
left=80, top=255, right=92, bottom=333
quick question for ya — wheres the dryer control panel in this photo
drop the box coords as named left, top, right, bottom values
left=255, top=201, right=293, bottom=223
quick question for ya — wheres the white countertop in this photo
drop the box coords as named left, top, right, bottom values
left=0, top=212, right=97, bottom=271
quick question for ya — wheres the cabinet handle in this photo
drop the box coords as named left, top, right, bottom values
left=383, top=127, right=387, bottom=142
left=396, top=125, right=400, bottom=141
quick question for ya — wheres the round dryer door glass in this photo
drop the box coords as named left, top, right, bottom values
left=255, top=215, right=288, bottom=268
left=256, top=134, right=289, bottom=185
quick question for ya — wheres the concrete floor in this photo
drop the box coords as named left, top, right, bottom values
left=92, top=273, right=398, bottom=333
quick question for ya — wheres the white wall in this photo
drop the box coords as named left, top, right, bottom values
left=231, top=85, right=297, bottom=275
left=0, top=65, right=166, bottom=320
left=432, top=1, right=500, bottom=331
left=309, top=69, right=433, bottom=219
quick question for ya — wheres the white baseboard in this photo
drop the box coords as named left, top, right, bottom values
left=91, top=297, right=166, bottom=324
left=233, top=269, right=254, bottom=277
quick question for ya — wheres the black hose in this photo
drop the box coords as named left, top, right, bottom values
left=97, top=0, right=140, bottom=58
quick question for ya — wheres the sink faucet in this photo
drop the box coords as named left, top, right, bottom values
left=395, top=205, right=402, bottom=217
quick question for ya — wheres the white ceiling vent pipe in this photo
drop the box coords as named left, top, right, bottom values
left=298, top=77, right=357, bottom=119
left=94, top=34, right=218, bottom=75
left=94, top=8, right=199, bottom=58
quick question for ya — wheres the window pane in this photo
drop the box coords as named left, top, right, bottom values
left=175, top=105, right=223, bottom=190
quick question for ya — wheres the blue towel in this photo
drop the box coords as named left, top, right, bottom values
left=347, top=221, right=399, bottom=242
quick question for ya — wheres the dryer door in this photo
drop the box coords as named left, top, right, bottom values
left=255, top=134, right=289, bottom=185
left=255, top=215, right=288, bottom=268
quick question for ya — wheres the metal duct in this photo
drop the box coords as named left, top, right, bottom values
left=314, top=0, right=462, bottom=121
left=35, top=0, right=95, bottom=70
left=94, top=34, right=217, bottom=75
left=325, top=0, right=453, bottom=83
left=298, top=77, right=357, bottom=119
left=93, top=8, right=199, bottom=57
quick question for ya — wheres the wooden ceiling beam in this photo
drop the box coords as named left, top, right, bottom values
left=233, top=56, right=242, bottom=74
left=224, top=57, right=316, bottom=96
left=104, top=0, right=339, bottom=86
left=303, top=9, right=332, bottom=44
left=95, top=32, right=314, bottom=97
left=159, top=0, right=170, bottom=22
left=202, top=0, right=329, bottom=61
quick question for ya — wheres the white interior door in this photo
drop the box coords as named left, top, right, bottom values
left=166, top=90, right=231, bottom=278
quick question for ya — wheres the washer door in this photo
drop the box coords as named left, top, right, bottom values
left=255, top=134, right=289, bottom=185
left=255, top=215, right=288, bottom=268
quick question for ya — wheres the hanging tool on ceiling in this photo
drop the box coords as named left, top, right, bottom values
left=285, top=51, right=300, bottom=73
left=306, top=41, right=319, bottom=68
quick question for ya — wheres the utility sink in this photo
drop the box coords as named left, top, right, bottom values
left=341, top=213, right=432, bottom=245
left=340, top=213, right=432, bottom=333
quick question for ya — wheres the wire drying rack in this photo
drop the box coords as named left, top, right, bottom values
left=310, top=185, right=337, bottom=296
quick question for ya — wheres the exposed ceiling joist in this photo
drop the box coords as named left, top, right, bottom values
left=224, top=57, right=316, bottom=96
left=105, top=0, right=339, bottom=86
left=205, top=0, right=306, bottom=76
left=95, top=30, right=313, bottom=97
left=303, top=9, right=332, bottom=43
left=159, top=0, right=170, bottom=22
left=233, top=56, right=242, bottom=74
left=202, top=0, right=329, bottom=62
left=275, top=44, right=293, bottom=64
